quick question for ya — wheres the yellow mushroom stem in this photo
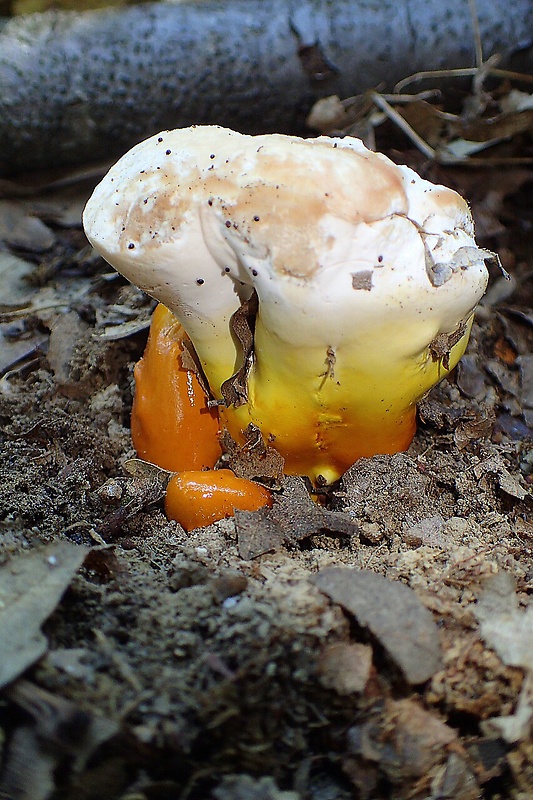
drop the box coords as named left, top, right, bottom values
left=217, top=314, right=473, bottom=484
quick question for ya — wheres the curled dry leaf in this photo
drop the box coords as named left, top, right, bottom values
left=312, top=567, right=442, bottom=684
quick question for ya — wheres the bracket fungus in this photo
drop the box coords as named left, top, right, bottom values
left=84, top=126, right=489, bottom=485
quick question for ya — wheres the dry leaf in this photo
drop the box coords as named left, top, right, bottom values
left=312, top=568, right=442, bottom=684
left=0, top=540, right=89, bottom=688
left=220, top=293, right=258, bottom=408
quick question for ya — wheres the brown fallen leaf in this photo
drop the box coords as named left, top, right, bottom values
left=475, top=573, right=533, bottom=743
left=316, top=642, right=373, bottom=695
left=235, top=506, right=286, bottom=560
left=220, top=424, right=284, bottom=483
left=347, top=698, right=456, bottom=780
left=98, top=458, right=171, bottom=537
left=456, top=353, right=487, bottom=400
left=220, top=293, right=258, bottom=409
left=312, top=567, right=442, bottom=684
left=0, top=540, right=89, bottom=689
left=454, top=408, right=495, bottom=450
left=235, top=476, right=359, bottom=559
left=0, top=199, right=55, bottom=252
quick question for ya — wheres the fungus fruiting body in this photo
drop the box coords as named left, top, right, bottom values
left=165, top=470, right=273, bottom=531
left=84, top=126, right=489, bottom=484
left=131, top=302, right=221, bottom=471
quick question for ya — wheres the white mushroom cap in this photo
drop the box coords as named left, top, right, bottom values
left=83, top=126, right=489, bottom=482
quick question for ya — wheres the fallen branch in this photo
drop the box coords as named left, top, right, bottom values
left=0, top=0, right=531, bottom=175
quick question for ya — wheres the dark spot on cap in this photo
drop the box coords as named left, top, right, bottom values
left=210, top=154, right=216, bottom=159
left=158, top=137, right=163, bottom=142
left=208, top=199, right=213, bottom=206
left=128, top=243, right=135, bottom=250
left=166, top=149, right=171, bottom=155
left=378, top=255, right=383, bottom=263
left=253, top=215, right=260, bottom=222
left=196, top=278, right=205, bottom=285
left=224, top=267, right=230, bottom=273
left=225, top=220, right=231, bottom=228
left=252, top=269, right=258, bottom=277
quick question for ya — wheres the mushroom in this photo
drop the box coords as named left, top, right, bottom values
left=165, top=469, right=272, bottom=531
left=131, top=302, right=221, bottom=472
left=83, top=125, right=489, bottom=484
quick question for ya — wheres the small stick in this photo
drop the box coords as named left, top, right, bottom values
left=370, top=91, right=436, bottom=160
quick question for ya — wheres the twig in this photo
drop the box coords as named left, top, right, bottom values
left=379, top=90, right=441, bottom=104
left=370, top=91, right=436, bottom=160
left=395, top=65, right=533, bottom=94
left=468, top=0, right=484, bottom=69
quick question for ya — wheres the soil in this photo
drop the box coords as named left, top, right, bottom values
left=0, top=146, right=532, bottom=800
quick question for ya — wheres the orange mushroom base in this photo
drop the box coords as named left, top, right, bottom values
left=131, top=304, right=271, bottom=530
left=131, top=303, right=465, bottom=528
left=165, top=470, right=273, bottom=531
left=131, top=303, right=221, bottom=472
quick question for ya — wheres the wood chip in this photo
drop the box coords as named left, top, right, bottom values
left=316, top=642, right=373, bottom=695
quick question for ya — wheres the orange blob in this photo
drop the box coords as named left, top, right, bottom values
left=131, top=304, right=221, bottom=471
left=164, top=469, right=273, bottom=531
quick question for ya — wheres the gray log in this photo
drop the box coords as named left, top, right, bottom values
left=0, top=0, right=531, bottom=175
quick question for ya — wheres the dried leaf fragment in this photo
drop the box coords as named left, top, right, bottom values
left=454, top=408, right=495, bottom=450
left=475, top=572, right=533, bottom=671
left=98, top=458, right=171, bottom=536
left=475, top=573, right=533, bottom=742
left=235, top=476, right=358, bottom=558
left=220, top=293, right=258, bottom=408
left=429, top=321, right=467, bottom=369
left=312, top=567, right=442, bottom=684
left=317, top=642, right=372, bottom=695
left=220, top=423, right=284, bottom=482
left=347, top=698, right=456, bottom=781
left=0, top=540, right=89, bottom=688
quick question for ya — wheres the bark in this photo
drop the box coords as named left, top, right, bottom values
left=0, top=0, right=531, bottom=175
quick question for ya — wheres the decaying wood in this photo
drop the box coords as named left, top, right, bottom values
left=1, top=0, right=531, bottom=175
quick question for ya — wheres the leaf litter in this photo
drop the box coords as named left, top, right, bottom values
left=0, top=61, right=532, bottom=800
